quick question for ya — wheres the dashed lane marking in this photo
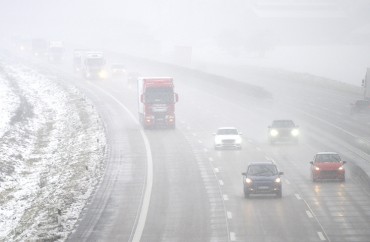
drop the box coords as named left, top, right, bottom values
left=256, top=147, right=262, bottom=151
left=209, top=157, right=214, bottom=162
left=230, top=232, right=236, bottom=241
left=214, top=168, right=219, bottom=173
left=198, top=140, right=203, bottom=144
left=295, top=194, right=302, bottom=200
left=203, top=148, right=208, bottom=152
left=306, top=210, right=313, bottom=218
left=227, top=211, right=232, bottom=219
left=219, top=180, right=224, bottom=186
left=223, top=194, right=229, bottom=201
left=317, top=232, right=326, bottom=241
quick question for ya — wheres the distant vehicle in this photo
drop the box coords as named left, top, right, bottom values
left=213, top=127, right=242, bottom=150
left=73, top=49, right=87, bottom=72
left=242, top=161, right=283, bottom=198
left=111, top=63, right=127, bottom=78
left=362, top=68, right=370, bottom=100
left=82, top=51, right=108, bottom=80
left=47, top=41, right=64, bottom=63
left=310, top=152, right=346, bottom=182
left=268, top=119, right=299, bottom=144
left=350, top=99, right=370, bottom=115
left=31, top=38, right=48, bottom=57
left=138, top=77, right=178, bottom=129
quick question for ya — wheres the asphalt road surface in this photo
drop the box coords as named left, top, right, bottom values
left=12, top=52, right=370, bottom=242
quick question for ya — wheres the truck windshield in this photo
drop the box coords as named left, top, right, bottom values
left=86, top=58, right=105, bottom=66
left=145, top=87, right=174, bottom=104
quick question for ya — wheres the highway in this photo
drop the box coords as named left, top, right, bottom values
left=19, top=53, right=370, bottom=242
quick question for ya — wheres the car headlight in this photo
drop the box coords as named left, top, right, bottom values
left=215, top=137, right=223, bottom=144
left=338, top=166, right=344, bottom=170
left=235, top=136, right=242, bottom=144
left=314, top=166, right=320, bottom=171
left=246, top=178, right=252, bottom=183
left=270, top=129, right=279, bottom=137
left=291, top=129, right=299, bottom=136
left=275, top=177, right=281, bottom=183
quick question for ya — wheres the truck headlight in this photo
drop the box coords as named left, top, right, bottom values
left=246, top=178, right=252, bottom=183
left=99, top=70, right=108, bottom=79
left=235, top=136, right=242, bottom=144
left=270, top=129, right=278, bottom=137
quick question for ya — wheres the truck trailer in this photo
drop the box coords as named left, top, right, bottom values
left=138, top=77, right=178, bottom=129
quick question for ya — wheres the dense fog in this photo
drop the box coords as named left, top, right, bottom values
left=2, top=0, right=370, bottom=84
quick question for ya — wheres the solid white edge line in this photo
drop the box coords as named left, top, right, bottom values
left=132, top=130, right=153, bottom=242
left=317, top=232, right=326, bottom=241
left=87, top=83, right=152, bottom=242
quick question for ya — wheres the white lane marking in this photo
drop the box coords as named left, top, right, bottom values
left=214, top=168, right=219, bottom=173
left=265, top=156, right=272, bottom=161
left=295, top=194, right=302, bottom=200
left=230, top=232, right=236, bottom=241
left=256, top=147, right=261, bottom=151
left=223, top=194, right=229, bottom=201
left=192, top=132, right=197, bottom=136
left=317, top=232, right=326, bottom=241
left=227, top=211, right=233, bottom=219
left=285, top=179, right=291, bottom=185
left=198, top=140, right=203, bottom=144
left=186, top=126, right=191, bottom=130
left=203, top=148, right=208, bottom=152
left=306, top=211, right=313, bottom=218
left=87, top=83, right=152, bottom=242
left=209, top=157, right=214, bottom=162
left=219, top=180, right=224, bottom=186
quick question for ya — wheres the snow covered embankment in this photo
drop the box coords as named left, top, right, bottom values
left=0, top=64, right=106, bottom=241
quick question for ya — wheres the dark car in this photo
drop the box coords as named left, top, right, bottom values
left=310, top=152, right=346, bottom=182
left=242, top=161, right=283, bottom=198
left=268, top=119, right=299, bottom=144
left=350, top=99, right=370, bottom=114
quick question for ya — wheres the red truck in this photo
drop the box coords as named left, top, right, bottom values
left=138, top=77, right=178, bottom=129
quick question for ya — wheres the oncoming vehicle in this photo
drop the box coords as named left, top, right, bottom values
left=310, top=152, right=346, bottom=182
left=350, top=99, right=370, bottom=115
left=268, top=119, right=299, bottom=144
left=111, top=63, right=127, bottom=78
left=242, top=161, right=283, bottom=198
left=213, top=127, right=242, bottom=150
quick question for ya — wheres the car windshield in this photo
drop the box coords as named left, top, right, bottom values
left=315, top=153, right=341, bottom=162
left=272, top=120, right=295, bottom=127
left=217, top=129, right=238, bottom=135
left=248, top=164, right=278, bottom=176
